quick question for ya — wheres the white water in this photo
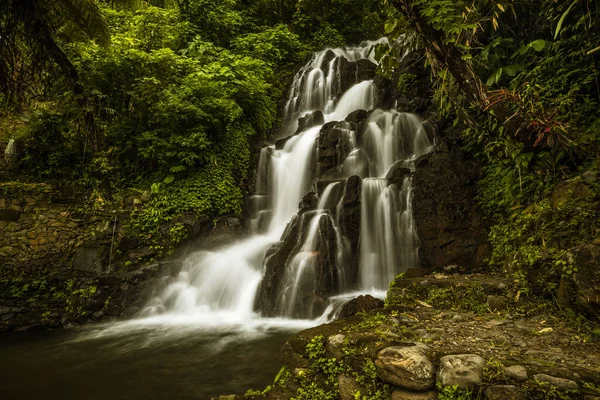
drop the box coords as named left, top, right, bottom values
left=118, top=38, right=435, bottom=331
left=132, top=41, right=385, bottom=329
left=359, top=177, right=418, bottom=289
left=283, top=38, right=387, bottom=134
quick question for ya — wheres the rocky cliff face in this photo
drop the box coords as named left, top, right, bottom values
left=412, top=146, right=490, bottom=272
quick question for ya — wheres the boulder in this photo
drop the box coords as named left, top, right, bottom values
left=299, top=192, right=319, bottom=212
left=582, top=170, right=597, bottom=183
left=117, top=236, right=139, bottom=252
left=437, top=354, right=485, bottom=390
left=338, top=373, right=365, bottom=400
left=325, top=334, right=346, bottom=360
left=385, top=161, right=411, bottom=187
left=255, top=211, right=345, bottom=318
left=504, top=365, right=528, bottom=381
left=375, top=344, right=434, bottom=391
left=345, top=109, right=369, bottom=125
left=318, top=122, right=356, bottom=179
left=533, top=374, right=578, bottom=390
left=337, top=57, right=377, bottom=97
left=296, top=111, right=325, bottom=134
left=319, top=50, right=337, bottom=74
left=412, top=147, right=490, bottom=271
left=338, top=295, right=384, bottom=318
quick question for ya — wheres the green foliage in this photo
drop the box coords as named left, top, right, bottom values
left=354, top=312, right=388, bottom=330
left=292, top=382, right=336, bottom=400
left=427, top=284, right=489, bottom=315
left=483, top=359, right=507, bottom=382
left=65, top=283, right=97, bottom=317
left=231, top=25, right=307, bottom=70
left=176, top=0, right=243, bottom=46
left=290, top=0, right=387, bottom=47
left=437, top=383, right=474, bottom=400
left=524, top=380, right=579, bottom=400
left=168, top=223, right=188, bottom=247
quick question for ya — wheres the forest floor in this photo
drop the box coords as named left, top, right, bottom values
left=227, top=273, right=600, bottom=400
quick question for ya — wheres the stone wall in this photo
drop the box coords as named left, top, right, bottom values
left=0, top=182, right=112, bottom=271
left=0, top=182, right=166, bottom=332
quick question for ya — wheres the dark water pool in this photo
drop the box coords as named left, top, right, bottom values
left=0, top=320, right=297, bottom=400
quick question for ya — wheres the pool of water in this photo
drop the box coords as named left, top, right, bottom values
left=0, top=318, right=308, bottom=400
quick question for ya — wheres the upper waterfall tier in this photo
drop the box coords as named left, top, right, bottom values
left=282, top=38, right=387, bottom=135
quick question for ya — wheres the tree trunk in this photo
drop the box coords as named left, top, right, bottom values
left=390, top=0, right=539, bottom=150
left=29, top=17, right=101, bottom=152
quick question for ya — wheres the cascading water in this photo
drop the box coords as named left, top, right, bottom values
left=139, top=38, right=435, bottom=324
left=140, top=41, right=382, bottom=323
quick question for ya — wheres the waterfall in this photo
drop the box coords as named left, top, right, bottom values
left=359, top=177, right=418, bottom=290
left=140, top=38, right=435, bottom=324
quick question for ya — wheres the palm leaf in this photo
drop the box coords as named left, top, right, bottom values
left=50, top=0, right=111, bottom=45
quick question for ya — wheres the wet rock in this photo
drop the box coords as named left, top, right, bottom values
left=326, top=334, right=346, bottom=359
left=297, top=111, right=325, bottom=133
left=337, top=57, right=377, bottom=97
left=127, top=246, right=157, bottom=261
left=571, top=243, right=600, bottom=319
left=345, top=109, right=369, bottom=125
left=338, top=295, right=384, bottom=318
left=338, top=373, right=365, bottom=400
left=226, top=217, right=241, bottom=228
left=375, top=344, right=435, bottom=391
left=104, top=305, right=122, bottom=317
left=437, top=354, right=485, bottom=390
left=117, top=236, right=139, bottom=252
left=337, top=176, right=362, bottom=282
left=256, top=211, right=345, bottom=319
left=318, top=122, right=356, bottom=179
left=412, top=148, right=490, bottom=271
left=319, top=50, right=337, bottom=74
left=391, top=389, right=437, bottom=400
left=504, top=365, right=528, bottom=381
left=171, top=213, right=213, bottom=241
left=73, top=246, right=108, bottom=273
left=533, top=374, right=578, bottom=390
left=299, top=192, right=319, bottom=212
left=385, top=161, right=411, bottom=187
left=275, top=135, right=293, bottom=150
left=485, top=385, right=526, bottom=400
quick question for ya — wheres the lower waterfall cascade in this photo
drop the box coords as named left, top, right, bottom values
left=141, top=39, right=436, bottom=323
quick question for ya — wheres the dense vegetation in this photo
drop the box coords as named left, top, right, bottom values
left=378, top=0, right=600, bottom=314
left=0, top=0, right=387, bottom=238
